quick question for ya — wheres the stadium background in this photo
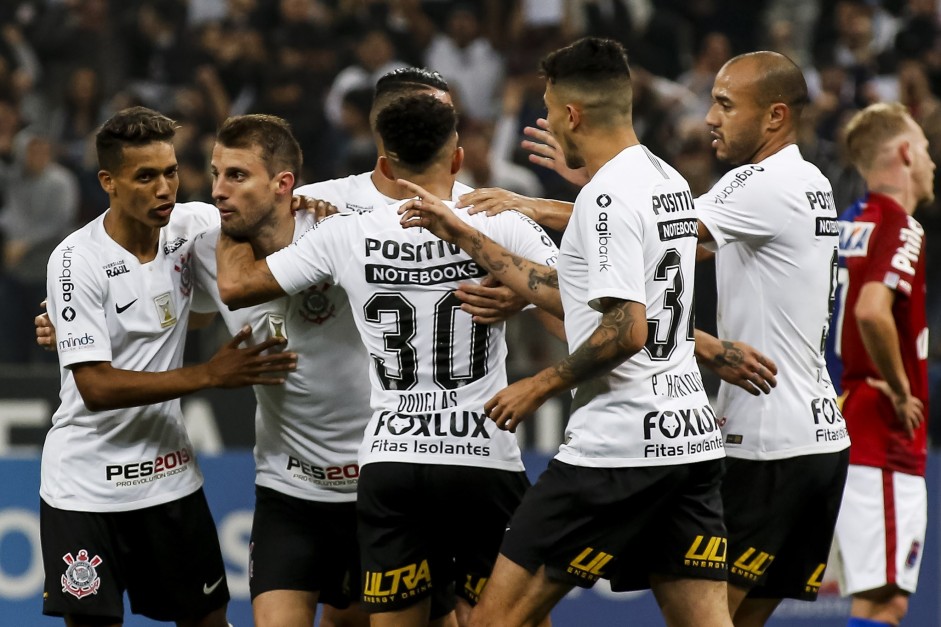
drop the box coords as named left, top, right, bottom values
left=1, top=0, right=941, bottom=624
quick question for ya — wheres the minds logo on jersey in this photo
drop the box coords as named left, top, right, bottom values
left=102, top=260, right=129, bottom=278
left=57, top=246, right=76, bottom=302
left=710, top=165, right=765, bottom=205
left=58, top=332, right=95, bottom=352
left=838, top=221, right=875, bottom=257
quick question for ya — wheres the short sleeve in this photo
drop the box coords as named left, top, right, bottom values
left=266, top=214, right=349, bottom=294
left=484, top=210, right=559, bottom=266
left=696, top=166, right=793, bottom=249
left=190, top=230, right=220, bottom=314
left=863, top=212, right=922, bottom=298
left=575, top=191, right=646, bottom=311
left=46, top=244, right=112, bottom=367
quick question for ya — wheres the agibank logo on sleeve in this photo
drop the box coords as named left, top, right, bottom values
left=61, top=549, right=103, bottom=599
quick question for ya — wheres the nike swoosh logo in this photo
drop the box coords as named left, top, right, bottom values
left=203, top=575, right=225, bottom=595
left=115, top=299, right=138, bottom=314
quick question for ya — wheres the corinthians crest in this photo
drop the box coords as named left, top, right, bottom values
left=61, top=549, right=103, bottom=599
left=299, top=283, right=336, bottom=324
left=174, top=251, right=194, bottom=296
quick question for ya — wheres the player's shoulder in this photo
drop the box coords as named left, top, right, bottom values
left=51, top=216, right=105, bottom=262
left=169, top=201, right=220, bottom=233
left=296, top=172, right=375, bottom=212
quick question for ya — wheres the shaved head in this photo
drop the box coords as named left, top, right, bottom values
left=725, top=51, right=809, bottom=117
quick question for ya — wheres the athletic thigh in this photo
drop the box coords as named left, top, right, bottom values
left=250, top=485, right=360, bottom=608
left=723, top=450, right=848, bottom=600
left=500, top=459, right=727, bottom=592
left=834, top=465, right=927, bottom=595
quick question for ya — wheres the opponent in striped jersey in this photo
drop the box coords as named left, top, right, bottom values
left=832, top=103, right=931, bottom=626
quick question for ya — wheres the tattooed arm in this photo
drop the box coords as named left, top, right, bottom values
left=216, top=232, right=287, bottom=309
left=398, top=179, right=564, bottom=318
left=694, top=329, right=778, bottom=396
left=484, top=298, right=647, bottom=431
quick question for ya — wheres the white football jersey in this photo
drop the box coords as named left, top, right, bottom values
left=556, top=145, right=723, bottom=468
left=266, top=202, right=558, bottom=470
left=697, top=144, right=849, bottom=460
left=295, top=172, right=473, bottom=218
left=192, top=222, right=371, bottom=502
left=42, top=202, right=219, bottom=512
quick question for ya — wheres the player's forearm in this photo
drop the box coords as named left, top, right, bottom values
left=694, top=329, right=739, bottom=371
left=858, top=312, right=910, bottom=397
left=73, top=363, right=215, bottom=411
left=538, top=299, right=646, bottom=395
left=531, top=198, right=573, bottom=232
left=216, top=234, right=284, bottom=309
left=453, top=227, right=564, bottom=318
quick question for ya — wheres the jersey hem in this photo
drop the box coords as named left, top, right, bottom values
left=554, top=448, right=724, bottom=468
left=254, top=477, right=357, bottom=503
left=359, top=455, right=524, bottom=471
left=723, top=440, right=850, bottom=460
left=39, top=480, right=203, bottom=513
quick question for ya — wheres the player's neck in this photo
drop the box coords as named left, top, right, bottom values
left=579, top=127, right=640, bottom=179
left=867, top=180, right=917, bottom=215
left=371, top=168, right=454, bottom=201
left=103, top=208, right=160, bottom=263
left=749, top=132, right=797, bottom=164
left=248, top=203, right=296, bottom=258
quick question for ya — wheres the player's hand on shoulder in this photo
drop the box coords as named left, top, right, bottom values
left=35, top=300, right=57, bottom=351
left=865, top=377, right=924, bottom=439
left=454, top=275, right=527, bottom=324
left=522, top=118, right=590, bottom=187
left=206, top=326, right=298, bottom=387
left=397, top=179, right=468, bottom=243
left=701, top=337, right=778, bottom=396
left=457, top=187, right=537, bottom=221
left=293, top=195, right=338, bottom=222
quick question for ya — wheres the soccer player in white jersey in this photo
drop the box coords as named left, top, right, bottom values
left=40, top=107, right=297, bottom=627
left=452, top=49, right=849, bottom=626
left=691, top=51, right=850, bottom=625
left=398, top=37, right=732, bottom=627
left=214, top=94, right=559, bottom=627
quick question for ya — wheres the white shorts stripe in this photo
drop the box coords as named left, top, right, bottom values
left=833, top=465, right=927, bottom=595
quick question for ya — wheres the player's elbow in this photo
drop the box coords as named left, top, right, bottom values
left=217, top=277, right=252, bottom=309
left=854, top=300, right=891, bottom=335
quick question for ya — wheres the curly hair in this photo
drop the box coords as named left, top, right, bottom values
left=376, top=94, right=457, bottom=172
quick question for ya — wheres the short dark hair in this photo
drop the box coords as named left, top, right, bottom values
left=371, top=67, right=451, bottom=129
left=375, top=67, right=450, bottom=97
left=376, top=94, right=456, bottom=172
left=727, top=51, right=809, bottom=114
left=216, top=114, right=302, bottom=178
left=541, top=37, right=631, bottom=86
left=540, top=37, right=633, bottom=123
left=95, top=106, right=177, bottom=172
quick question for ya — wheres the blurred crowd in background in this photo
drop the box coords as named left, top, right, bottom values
left=2, top=0, right=941, bottom=440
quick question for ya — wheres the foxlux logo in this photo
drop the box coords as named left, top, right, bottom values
left=59, top=332, right=95, bottom=351
left=596, top=212, right=612, bottom=272
left=643, top=405, right=719, bottom=439
left=58, top=246, right=76, bottom=302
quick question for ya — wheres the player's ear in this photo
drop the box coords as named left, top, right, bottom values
left=899, top=140, right=913, bottom=167
left=274, top=171, right=295, bottom=196
left=378, top=156, right=395, bottom=181
left=566, top=104, right=580, bottom=130
left=98, top=170, right=114, bottom=195
left=451, top=146, right=464, bottom=175
left=767, top=102, right=787, bottom=130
